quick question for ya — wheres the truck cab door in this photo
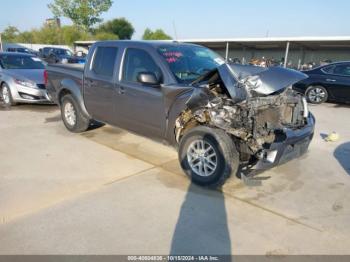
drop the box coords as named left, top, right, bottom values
left=115, top=48, right=165, bottom=139
left=84, top=46, right=119, bottom=123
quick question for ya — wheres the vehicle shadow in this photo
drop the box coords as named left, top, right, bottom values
left=334, top=142, right=350, bottom=175
left=0, top=103, right=58, bottom=113
left=328, top=102, right=350, bottom=108
left=170, top=183, right=231, bottom=256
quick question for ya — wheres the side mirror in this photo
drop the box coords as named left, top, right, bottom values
left=137, top=72, right=160, bottom=85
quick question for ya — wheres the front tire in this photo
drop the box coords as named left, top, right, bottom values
left=178, top=126, right=239, bottom=187
left=61, top=94, right=90, bottom=133
left=306, top=85, right=328, bottom=104
left=1, top=83, right=16, bottom=106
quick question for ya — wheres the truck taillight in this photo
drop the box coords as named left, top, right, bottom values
left=44, top=70, right=48, bottom=86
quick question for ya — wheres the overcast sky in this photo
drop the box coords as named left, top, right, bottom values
left=0, top=0, right=349, bottom=39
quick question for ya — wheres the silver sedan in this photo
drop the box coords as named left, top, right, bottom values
left=0, top=52, right=51, bottom=106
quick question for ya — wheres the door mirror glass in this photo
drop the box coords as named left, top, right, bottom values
left=137, top=72, right=159, bottom=85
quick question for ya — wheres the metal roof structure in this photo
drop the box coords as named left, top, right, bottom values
left=73, top=36, right=350, bottom=68
left=74, top=36, right=350, bottom=49
left=179, top=36, right=350, bottom=50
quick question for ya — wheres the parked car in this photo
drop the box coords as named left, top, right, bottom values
left=6, top=47, right=37, bottom=56
left=294, top=62, right=350, bottom=104
left=43, top=47, right=85, bottom=64
left=46, top=41, right=315, bottom=187
left=39, top=47, right=53, bottom=59
left=0, top=52, right=51, bottom=106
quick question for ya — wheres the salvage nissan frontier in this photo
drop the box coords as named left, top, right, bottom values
left=46, top=41, right=315, bottom=187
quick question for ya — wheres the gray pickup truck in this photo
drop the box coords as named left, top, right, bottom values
left=46, top=40, right=315, bottom=187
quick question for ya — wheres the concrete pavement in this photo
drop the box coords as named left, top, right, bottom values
left=0, top=102, right=349, bottom=255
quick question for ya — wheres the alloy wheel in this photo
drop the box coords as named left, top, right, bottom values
left=2, top=86, right=10, bottom=104
left=187, top=139, right=218, bottom=177
left=308, top=87, right=326, bottom=103
left=64, top=102, right=77, bottom=126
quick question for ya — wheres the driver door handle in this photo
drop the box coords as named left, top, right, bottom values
left=326, top=79, right=336, bottom=82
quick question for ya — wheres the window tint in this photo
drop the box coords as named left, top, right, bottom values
left=43, top=48, right=52, bottom=55
left=53, top=49, right=73, bottom=56
left=321, top=65, right=335, bottom=74
left=0, top=55, right=45, bottom=69
left=333, top=64, right=350, bottom=76
left=122, top=48, right=161, bottom=83
left=92, top=47, right=118, bottom=77
left=158, top=45, right=224, bottom=83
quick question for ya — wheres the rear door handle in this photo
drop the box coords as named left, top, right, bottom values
left=326, top=79, right=336, bottom=82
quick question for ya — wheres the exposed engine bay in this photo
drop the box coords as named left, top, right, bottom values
left=175, top=65, right=309, bottom=164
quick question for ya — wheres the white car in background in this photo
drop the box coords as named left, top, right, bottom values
left=0, top=52, right=51, bottom=106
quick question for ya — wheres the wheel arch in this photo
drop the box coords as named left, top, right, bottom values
left=305, top=83, right=329, bottom=93
left=0, top=80, right=13, bottom=94
left=57, top=80, right=91, bottom=119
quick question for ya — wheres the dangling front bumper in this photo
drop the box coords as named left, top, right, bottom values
left=251, top=113, right=315, bottom=170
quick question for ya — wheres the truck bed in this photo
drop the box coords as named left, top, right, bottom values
left=46, top=64, right=84, bottom=104
left=47, top=64, right=84, bottom=78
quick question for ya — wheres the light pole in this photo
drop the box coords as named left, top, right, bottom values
left=225, top=42, right=230, bottom=62
left=284, top=41, right=290, bottom=68
left=0, top=33, right=3, bottom=52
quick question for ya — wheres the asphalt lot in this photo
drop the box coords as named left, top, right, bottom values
left=0, top=102, right=349, bottom=255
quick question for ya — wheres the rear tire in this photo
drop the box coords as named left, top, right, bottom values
left=1, top=83, right=16, bottom=107
left=61, top=94, right=90, bottom=133
left=306, top=85, right=328, bottom=104
left=178, top=126, right=239, bottom=188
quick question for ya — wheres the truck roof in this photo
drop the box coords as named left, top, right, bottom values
left=94, top=40, right=201, bottom=49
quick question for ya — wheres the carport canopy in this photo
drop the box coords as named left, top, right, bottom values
left=180, top=36, right=350, bottom=67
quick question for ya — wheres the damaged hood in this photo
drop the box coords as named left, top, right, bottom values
left=218, top=64, right=308, bottom=97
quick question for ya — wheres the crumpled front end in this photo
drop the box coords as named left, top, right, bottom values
left=175, top=64, right=314, bottom=169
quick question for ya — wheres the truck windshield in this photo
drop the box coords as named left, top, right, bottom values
left=54, top=49, right=73, bottom=56
left=0, top=55, right=45, bottom=69
left=158, top=45, right=225, bottom=83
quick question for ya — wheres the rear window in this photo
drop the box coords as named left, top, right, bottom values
left=92, top=47, right=118, bottom=77
left=334, top=64, right=350, bottom=76
left=0, top=55, right=45, bottom=69
left=43, top=48, right=52, bottom=55
left=53, top=49, right=73, bottom=56
left=321, top=65, right=335, bottom=74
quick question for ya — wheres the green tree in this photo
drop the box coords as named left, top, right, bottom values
left=1, top=26, right=20, bottom=42
left=97, top=18, right=134, bottom=39
left=34, top=25, right=62, bottom=44
left=48, top=0, right=113, bottom=31
left=94, top=32, right=118, bottom=41
left=16, top=31, right=35, bottom=43
left=1, top=24, right=96, bottom=46
left=61, top=25, right=92, bottom=45
left=142, top=28, right=172, bottom=40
